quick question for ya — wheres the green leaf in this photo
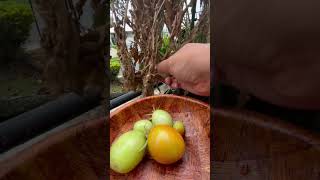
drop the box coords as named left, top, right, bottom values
left=0, top=1, right=33, bottom=62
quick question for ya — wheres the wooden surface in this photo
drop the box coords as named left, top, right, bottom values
left=110, top=95, right=210, bottom=179
left=213, top=109, right=320, bottom=179
left=0, top=108, right=107, bottom=180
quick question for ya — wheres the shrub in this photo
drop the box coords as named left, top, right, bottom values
left=0, top=1, right=33, bottom=63
left=110, top=57, right=121, bottom=80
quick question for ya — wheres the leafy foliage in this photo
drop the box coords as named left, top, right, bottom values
left=159, top=34, right=170, bottom=58
left=110, top=57, right=121, bottom=80
left=0, top=1, right=33, bottom=63
left=111, top=44, right=118, bottom=49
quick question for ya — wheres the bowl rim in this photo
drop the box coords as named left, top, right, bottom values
left=110, top=94, right=210, bottom=118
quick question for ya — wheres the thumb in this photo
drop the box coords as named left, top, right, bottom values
left=157, top=59, right=173, bottom=75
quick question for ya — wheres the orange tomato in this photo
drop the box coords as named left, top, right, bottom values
left=147, top=125, right=185, bottom=164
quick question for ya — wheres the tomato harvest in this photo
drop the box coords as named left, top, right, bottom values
left=147, top=125, right=185, bottom=164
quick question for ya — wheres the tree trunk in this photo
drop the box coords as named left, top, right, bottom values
left=35, top=0, right=106, bottom=97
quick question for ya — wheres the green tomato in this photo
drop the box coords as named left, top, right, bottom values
left=133, top=119, right=153, bottom=135
left=151, top=109, right=173, bottom=126
left=110, top=130, right=147, bottom=174
left=173, top=121, right=185, bottom=135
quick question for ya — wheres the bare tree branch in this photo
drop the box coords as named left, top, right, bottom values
left=112, top=0, right=209, bottom=96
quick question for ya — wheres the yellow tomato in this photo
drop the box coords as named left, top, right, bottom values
left=173, top=121, right=185, bottom=135
left=147, top=125, right=185, bottom=164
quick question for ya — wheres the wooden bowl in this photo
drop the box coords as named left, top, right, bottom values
left=110, top=95, right=210, bottom=179
left=0, top=117, right=107, bottom=180
left=213, top=109, right=320, bottom=180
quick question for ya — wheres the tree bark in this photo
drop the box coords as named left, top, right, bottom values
left=35, top=0, right=106, bottom=97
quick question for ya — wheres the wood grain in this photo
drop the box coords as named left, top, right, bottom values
left=0, top=117, right=107, bottom=180
left=213, top=109, right=320, bottom=180
left=110, top=95, right=210, bottom=180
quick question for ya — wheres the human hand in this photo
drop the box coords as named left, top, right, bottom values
left=157, top=43, right=210, bottom=96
